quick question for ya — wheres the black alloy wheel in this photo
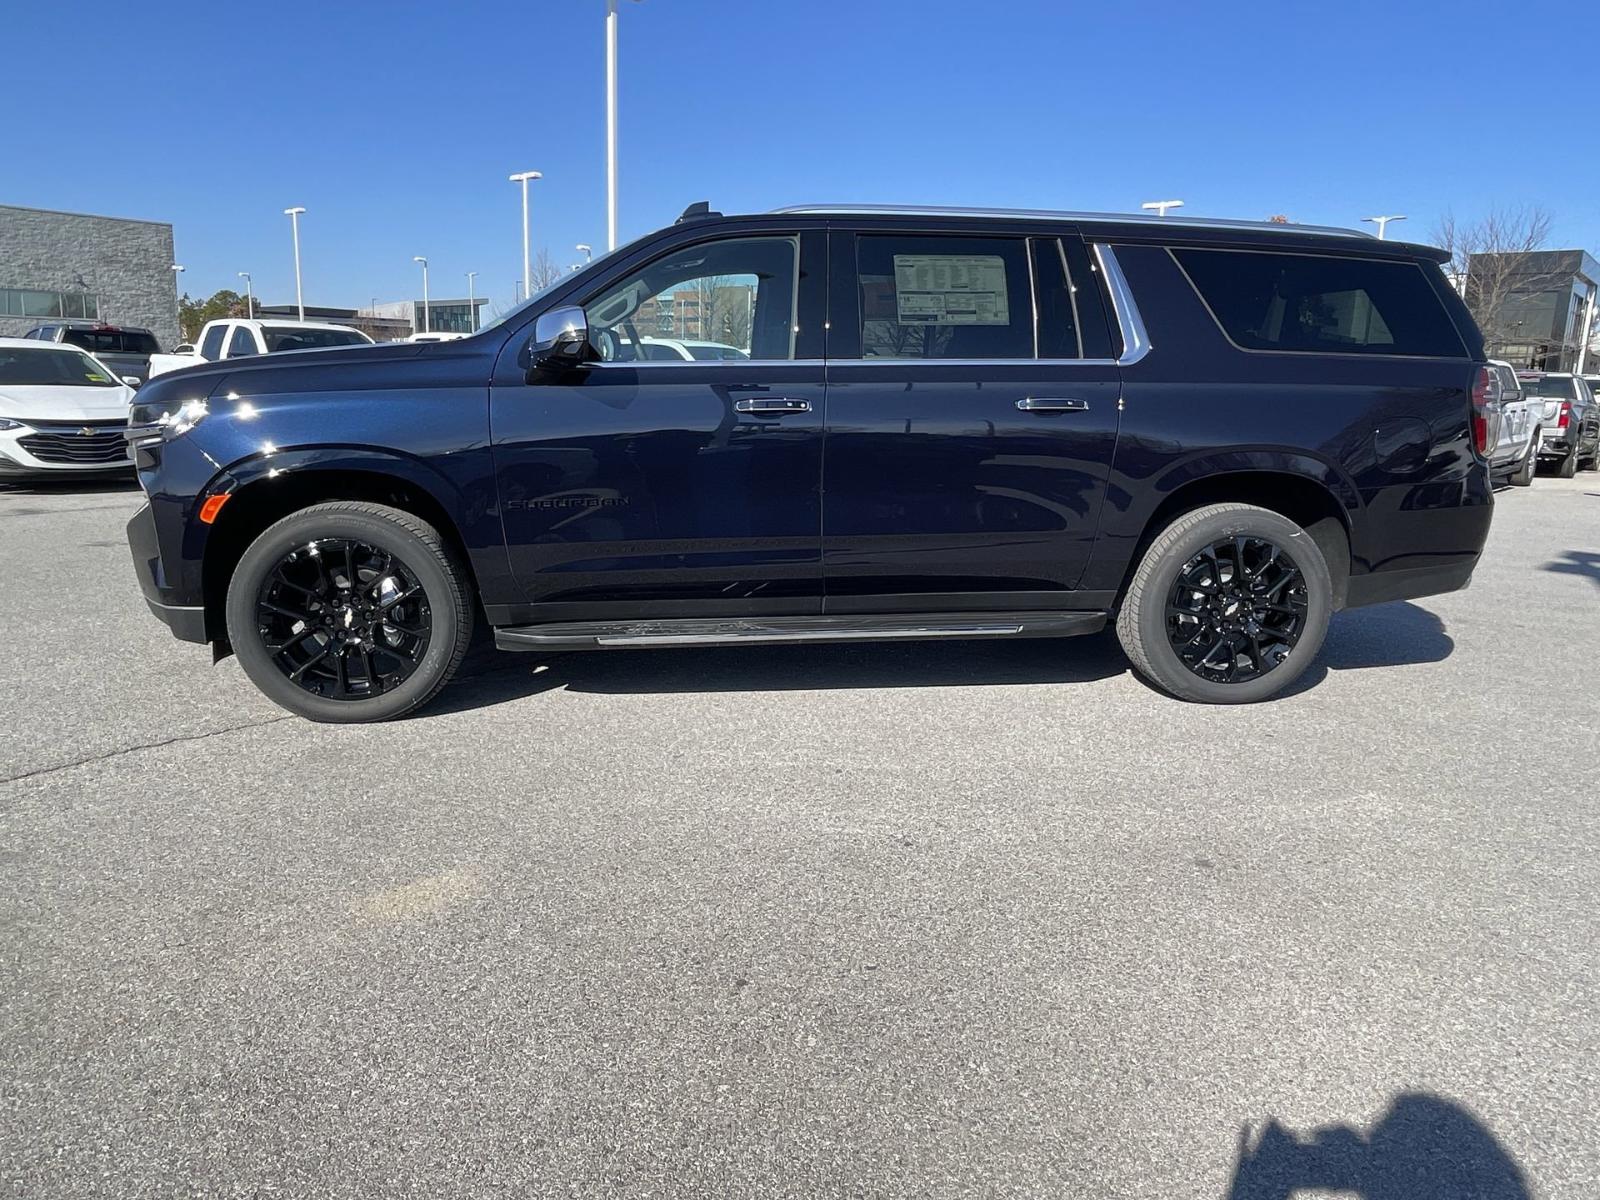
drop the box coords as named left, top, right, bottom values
left=257, top=538, right=432, bottom=700
left=1165, top=536, right=1308, bottom=684
left=226, top=501, right=473, bottom=723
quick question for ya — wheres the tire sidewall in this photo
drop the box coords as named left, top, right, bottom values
left=226, top=508, right=465, bottom=722
left=1133, top=509, right=1332, bottom=704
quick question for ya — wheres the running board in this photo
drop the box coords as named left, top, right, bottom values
left=493, top=610, right=1107, bottom=651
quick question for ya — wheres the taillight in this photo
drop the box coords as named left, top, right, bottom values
left=1470, top=366, right=1492, bottom=457
left=1558, top=401, right=1572, bottom=431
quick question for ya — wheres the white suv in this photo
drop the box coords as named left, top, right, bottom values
left=148, top=319, right=374, bottom=379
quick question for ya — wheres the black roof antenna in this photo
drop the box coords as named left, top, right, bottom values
left=676, top=201, right=721, bottom=223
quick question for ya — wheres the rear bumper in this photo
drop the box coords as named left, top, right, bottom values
left=1345, top=559, right=1476, bottom=609
left=127, top=502, right=208, bottom=644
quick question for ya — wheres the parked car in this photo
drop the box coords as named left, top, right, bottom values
left=636, top=337, right=750, bottom=361
left=1517, top=371, right=1600, bottom=478
left=23, top=321, right=163, bottom=384
left=405, top=332, right=469, bottom=343
left=147, top=319, right=374, bottom=379
left=0, top=338, right=136, bottom=479
left=125, top=202, right=1494, bottom=722
left=1485, top=360, right=1541, bottom=486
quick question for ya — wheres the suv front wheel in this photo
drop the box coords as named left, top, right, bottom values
left=225, top=501, right=474, bottom=723
left=1116, top=503, right=1333, bottom=703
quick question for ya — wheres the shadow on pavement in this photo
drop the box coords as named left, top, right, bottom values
left=1227, top=1092, right=1531, bottom=1199
left=0, top=476, right=140, bottom=497
left=427, top=600, right=1453, bottom=716
left=1541, top=550, right=1600, bottom=590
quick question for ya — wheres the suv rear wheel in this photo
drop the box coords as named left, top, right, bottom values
left=225, top=502, right=473, bottom=723
left=1116, top=503, right=1333, bottom=703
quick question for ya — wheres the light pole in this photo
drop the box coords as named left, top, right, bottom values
left=1363, top=215, right=1407, bottom=240
left=605, top=1, right=642, bottom=250
left=509, top=170, right=542, bottom=303
left=1141, top=199, right=1184, bottom=218
left=283, top=207, right=306, bottom=319
left=465, top=270, right=478, bottom=333
left=577, top=243, right=592, bottom=265
left=413, top=256, right=430, bottom=334
left=237, top=271, right=253, bottom=317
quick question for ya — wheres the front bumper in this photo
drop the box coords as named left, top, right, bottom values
left=127, top=502, right=208, bottom=644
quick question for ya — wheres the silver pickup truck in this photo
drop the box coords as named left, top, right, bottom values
left=1487, top=360, right=1542, bottom=486
left=1519, top=371, right=1600, bottom=479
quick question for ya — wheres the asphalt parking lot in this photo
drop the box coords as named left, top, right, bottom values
left=3, top=475, right=1597, bottom=1198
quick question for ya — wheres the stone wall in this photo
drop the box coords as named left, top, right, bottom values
left=0, top=205, right=180, bottom=349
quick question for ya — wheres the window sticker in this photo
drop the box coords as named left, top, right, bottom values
left=892, top=255, right=1009, bottom=325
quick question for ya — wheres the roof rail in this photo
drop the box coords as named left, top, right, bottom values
left=770, top=204, right=1372, bottom=239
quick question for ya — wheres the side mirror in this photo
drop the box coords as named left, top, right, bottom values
left=121, top=375, right=142, bottom=389
left=527, top=306, right=589, bottom=374
left=172, top=344, right=195, bottom=355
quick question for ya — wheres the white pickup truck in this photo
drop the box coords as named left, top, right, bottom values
left=148, top=318, right=374, bottom=379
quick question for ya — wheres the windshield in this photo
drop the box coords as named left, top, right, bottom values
left=472, top=244, right=633, bottom=336
left=0, top=347, right=120, bottom=387
left=61, top=328, right=161, bottom=355
left=1519, top=375, right=1577, bottom=398
left=260, top=327, right=372, bottom=352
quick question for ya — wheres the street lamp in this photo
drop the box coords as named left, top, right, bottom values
left=1363, top=215, right=1407, bottom=240
left=465, top=270, right=478, bottom=333
left=283, top=207, right=306, bottom=320
left=606, top=0, right=643, bottom=251
left=577, top=243, right=592, bottom=264
left=508, top=170, right=542, bottom=303
left=413, top=256, right=430, bottom=334
left=1141, top=199, right=1184, bottom=218
left=237, top=271, right=253, bottom=317
left=171, top=264, right=185, bottom=276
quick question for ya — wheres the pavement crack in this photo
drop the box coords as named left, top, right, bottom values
left=0, top=715, right=295, bottom=788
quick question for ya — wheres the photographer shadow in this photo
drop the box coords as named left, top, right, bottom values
left=1227, top=1092, right=1530, bottom=1200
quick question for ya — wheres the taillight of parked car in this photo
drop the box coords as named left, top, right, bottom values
left=1557, top=401, right=1572, bottom=431
left=1470, top=366, right=1492, bottom=457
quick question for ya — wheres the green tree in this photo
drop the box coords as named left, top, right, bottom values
left=178, top=289, right=261, bottom=341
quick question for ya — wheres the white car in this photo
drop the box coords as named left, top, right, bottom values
left=405, top=331, right=468, bottom=343
left=0, top=337, right=137, bottom=479
left=148, top=319, right=375, bottom=379
left=636, top=337, right=750, bottom=361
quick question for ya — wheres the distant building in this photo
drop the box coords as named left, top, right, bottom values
left=0, top=203, right=180, bottom=348
left=367, top=298, right=487, bottom=337
left=1466, top=248, right=1599, bottom=372
left=635, top=283, right=754, bottom=343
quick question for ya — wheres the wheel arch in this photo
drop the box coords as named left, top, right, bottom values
left=1119, top=466, right=1354, bottom=611
left=198, top=449, right=476, bottom=649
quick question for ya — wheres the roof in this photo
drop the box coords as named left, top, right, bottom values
left=0, top=336, right=86, bottom=349
left=764, top=203, right=1451, bottom=262
left=772, top=203, right=1371, bottom=239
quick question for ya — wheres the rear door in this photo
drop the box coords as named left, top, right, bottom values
left=821, top=224, right=1122, bottom=611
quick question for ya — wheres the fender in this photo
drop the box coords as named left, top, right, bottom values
left=1080, top=448, right=1361, bottom=595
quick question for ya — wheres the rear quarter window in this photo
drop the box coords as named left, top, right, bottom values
left=1172, top=248, right=1467, bottom=358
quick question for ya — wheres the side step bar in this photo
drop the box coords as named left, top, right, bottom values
left=494, top=610, right=1107, bottom=651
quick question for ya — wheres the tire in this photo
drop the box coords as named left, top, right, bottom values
left=1556, top=447, right=1578, bottom=478
left=225, top=501, right=474, bottom=723
left=1510, top=435, right=1538, bottom=486
left=1115, top=503, right=1333, bottom=704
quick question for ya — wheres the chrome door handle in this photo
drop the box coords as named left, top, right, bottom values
left=734, top=397, right=811, bottom=415
left=1016, top=397, right=1090, bottom=412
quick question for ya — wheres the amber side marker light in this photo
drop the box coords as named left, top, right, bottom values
left=198, top=494, right=231, bottom=524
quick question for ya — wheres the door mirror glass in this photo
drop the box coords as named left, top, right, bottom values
left=529, top=305, right=589, bottom=369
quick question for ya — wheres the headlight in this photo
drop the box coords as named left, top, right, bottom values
left=162, top=399, right=209, bottom=437
left=0, top=418, right=28, bottom=432
left=128, top=395, right=207, bottom=444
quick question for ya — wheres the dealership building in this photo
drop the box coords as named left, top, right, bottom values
left=0, top=204, right=181, bottom=349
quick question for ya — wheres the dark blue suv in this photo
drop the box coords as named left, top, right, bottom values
left=126, top=204, right=1494, bottom=721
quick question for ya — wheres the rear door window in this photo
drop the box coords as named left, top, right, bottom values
left=1172, top=248, right=1467, bottom=358
left=198, top=324, right=227, bottom=361
left=853, top=234, right=1033, bottom=359
left=228, top=326, right=258, bottom=357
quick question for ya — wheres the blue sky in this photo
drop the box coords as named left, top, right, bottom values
left=8, top=0, right=1596, bottom=316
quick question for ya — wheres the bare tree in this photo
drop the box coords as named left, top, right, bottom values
left=530, top=247, right=565, bottom=292
left=1432, top=206, right=1569, bottom=362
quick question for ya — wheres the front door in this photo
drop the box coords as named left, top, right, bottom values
left=822, top=227, right=1123, bottom=611
left=491, top=229, right=828, bottom=621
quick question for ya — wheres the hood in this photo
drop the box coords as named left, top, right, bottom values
left=0, top=382, right=135, bottom=422
left=157, top=339, right=429, bottom=389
